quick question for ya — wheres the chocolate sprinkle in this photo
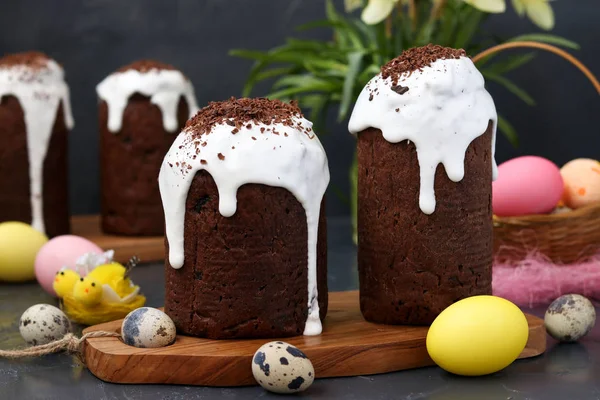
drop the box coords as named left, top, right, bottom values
left=381, top=44, right=466, bottom=85
left=391, top=84, right=409, bottom=95
left=184, top=97, right=304, bottom=138
left=0, top=51, right=51, bottom=70
left=217, top=153, right=225, bottom=160
left=116, top=59, right=178, bottom=74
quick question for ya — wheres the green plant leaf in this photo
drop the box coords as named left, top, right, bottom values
left=285, top=38, right=332, bottom=52
left=375, top=22, right=390, bottom=61
left=325, top=0, right=366, bottom=50
left=510, top=34, right=580, bottom=50
left=300, top=94, right=331, bottom=133
left=273, top=74, right=337, bottom=90
left=484, top=72, right=536, bottom=106
left=415, top=20, right=436, bottom=47
left=481, top=52, right=536, bottom=75
left=497, top=115, right=519, bottom=147
left=454, top=7, right=483, bottom=49
left=339, top=51, right=364, bottom=121
left=241, top=60, right=267, bottom=97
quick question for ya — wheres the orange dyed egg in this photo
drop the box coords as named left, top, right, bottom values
left=560, top=158, right=600, bottom=209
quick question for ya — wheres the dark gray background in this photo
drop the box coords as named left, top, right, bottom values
left=0, top=0, right=598, bottom=217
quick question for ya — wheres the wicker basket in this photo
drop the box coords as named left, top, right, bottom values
left=493, top=203, right=600, bottom=264
left=473, top=42, right=600, bottom=265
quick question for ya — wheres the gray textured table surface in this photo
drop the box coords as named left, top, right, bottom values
left=0, top=217, right=599, bottom=400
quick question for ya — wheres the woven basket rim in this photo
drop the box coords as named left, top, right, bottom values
left=493, top=202, right=600, bottom=226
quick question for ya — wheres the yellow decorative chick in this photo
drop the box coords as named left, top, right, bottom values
left=73, top=277, right=103, bottom=307
left=55, top=256, right=146, bottom=326
left=53, top=268, right=80, bottom=298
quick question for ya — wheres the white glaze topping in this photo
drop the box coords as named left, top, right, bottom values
left=96, top=68, right=199, bottom=133
left=348, top=56, right=497, bottom=214
left=159, top=115, right=330, bottom=336
left=0, top=58, right=74, bottom=234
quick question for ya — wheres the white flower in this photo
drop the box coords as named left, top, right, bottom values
left=344, top=0, right=364, bottom=12
left=512, top=0, right=555, bottom=30
left=361, top=0, right=400, bottom=25
left=462, top=0, right=506, bottom=13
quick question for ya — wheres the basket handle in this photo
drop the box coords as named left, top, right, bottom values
left=473, top=41, right=600, bottom=94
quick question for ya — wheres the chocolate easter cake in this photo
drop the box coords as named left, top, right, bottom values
left=348, top=44, right=497, bottom=325
left=0, top=51, right=74, bottom=237
left=97, top=60, right=199, bottom=236
left=159, top=97, right=329, bottom=339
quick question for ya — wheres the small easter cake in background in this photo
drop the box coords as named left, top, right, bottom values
left=0, top=51, right=74, bottom=237
left=159, top=97, right=330, bottom=339
left=97, top=60, right=199, bottom=236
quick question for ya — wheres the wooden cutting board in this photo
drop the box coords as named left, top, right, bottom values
left=83, top=291, right=546, bottom=386
left=71, top=215, right=164, bottom=264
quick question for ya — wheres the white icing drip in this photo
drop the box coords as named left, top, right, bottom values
left=0, top=60, right=74, bottom=234
left=159, top=117, right=329, bottom=336
left=96, top=68, right=199, bottom=133
left=348, top=57, right=497, bottom=214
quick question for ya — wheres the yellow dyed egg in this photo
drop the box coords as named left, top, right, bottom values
left=0, top=222, right=48, bottom=282
left=426, top=295, right=529, bottom=376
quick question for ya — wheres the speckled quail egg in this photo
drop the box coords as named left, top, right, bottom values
left=252, top=341, right=314, bottom=394
left=545, top=294, right=596, bottom=342
left=121, top=307, right=176, bottom=348
left=19, top=304, right=71, bottom=346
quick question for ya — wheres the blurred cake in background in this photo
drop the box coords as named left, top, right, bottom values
left=159, top=97, right=329, bottom=339
left=0, top=51, right=74, bottom=237
left=97, top=60, right=199, bottom=236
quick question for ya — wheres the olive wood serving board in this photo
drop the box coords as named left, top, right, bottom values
left=72, top=215, right=164, bottom=264
left=83, top=290, right=546, bottom=386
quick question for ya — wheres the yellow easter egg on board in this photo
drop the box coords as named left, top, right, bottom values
left=426, top=295, right=529, bottom=376
left=0, top=222, right=48, bottom=282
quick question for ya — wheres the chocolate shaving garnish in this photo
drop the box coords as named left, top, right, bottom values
left=391, top=85, right=409, bottom=95
left=0, top=51, right=51, bottom=70
left=381, top=44, right=466, bottom=85
left=200, top=159, right=207, bottom=165
left=369, top=93, right=374, bottom=101
left=116, top=59, right=178, bottom=74
left=218, top=153, right=225, bottom=160
left=184, top=97, right=303, bottom=138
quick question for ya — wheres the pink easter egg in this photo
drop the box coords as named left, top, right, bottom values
left=34, top=235, right=103, bottom=296
left=493, top=156, right=564, bottom=217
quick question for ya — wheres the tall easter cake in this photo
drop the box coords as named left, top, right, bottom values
left=348, top=44, right=497, bottom=325
left=159, top=97, right=329, bottom=339
left=97, top=60, right=199, bottom=236
left=0, top=51, right=74, bottom=237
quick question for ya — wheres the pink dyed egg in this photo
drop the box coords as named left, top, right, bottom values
left=34, top=235, right=103, bottom=296
left=493, top=156, right=563, bottom=217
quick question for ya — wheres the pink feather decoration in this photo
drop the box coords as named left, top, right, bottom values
left=493, top=251, right=600, bottom=308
